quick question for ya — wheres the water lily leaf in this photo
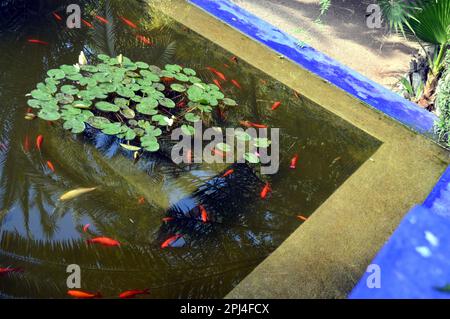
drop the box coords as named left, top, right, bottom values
left=27, top=99, right=43, bottom=109
left=185, top=112, right=200, bottom=122
left=114, top=97, right=128, bottom=108
left=183, top=68, right=196, bottom=76
left=98, top=54, right=110, bottom=62
left=61, top=85, right=79, bottom=95
left=31, top=89, right=52, bottom=101
left=136, top=61, right=149, bottom=69
left=152, top=83, right=165, bottom=91
left=140, top=70, right=160, bottom=82
left=125, top=71, right=140, bottom=78
left=216, top=142, right=231, bottom=152
left=117, top=86, right=135, bottom=98
left=66, top=73, right=83, bottom=81
left=136, top=99, right=158, bottom=115
left=81, top=65, right=98, bottom=73
left=87, top=116, right=110, bottom=129
left=244, top=152, right=260, bottom=163
left=170, top=83, right=186, bottom=92
left=165, top=64, right=182, bottom=73
left=141, top=135, right=160, bottom=152
left=101, top=122, right=122, bottom=135
left=181, top=124, right=195, bottom=136
left=60, top=64, right=79, bottom=75
left=99, top=83, right=117, bottom=93
left=47, top=69, right=65, bottom=80
left=63, top=118, right=85, bottom=133
left=175, top=73, right=189, bottom=82
left=38, top=109, right=61, bottom=121
left=152, top=114, right=171, bottom=126
left=189, top=76, right=202, bottom=83
left=120, top=108, right=135, bottom=119
left=55, top=93, right=74, bottom=104
left=222, top=98, right=237, bottom=106
left=124, top=128, right=137, bottom=141
left=120, top=143, right=141, bottom=151
left=235, top=130, right=252, bottom=141
left=79, top=77, right=97, bottom=86
left=95, top=101, right=119, bottom=112
left=146, top=126, right=162, bottom=137
left=159, top=98, right=175, bottom=108
left=72, top=100, right=92, bottom=109
left=253, top=138, right=271, bottom=148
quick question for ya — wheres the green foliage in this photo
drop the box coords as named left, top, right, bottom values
left=27, top=53, right=237, bottom=153
left=319, top=0, right=331, bottom=16
left=436, top=51, right=450, bottom=147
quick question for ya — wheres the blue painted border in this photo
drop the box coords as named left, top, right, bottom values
left=188, top=0, right=437, bottom=134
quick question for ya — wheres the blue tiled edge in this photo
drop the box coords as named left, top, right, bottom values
left=350, top=166, right=450, bottom=299
left=188, top=0, right=437, bottom=134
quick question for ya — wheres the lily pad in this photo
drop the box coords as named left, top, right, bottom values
left=95, top=101, right=119, bottom=112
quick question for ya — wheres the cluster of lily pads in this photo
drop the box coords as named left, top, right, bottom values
left=26, top=53, right=270, bottom=162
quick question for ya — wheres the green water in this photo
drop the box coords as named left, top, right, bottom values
left=0, top=0, right=380, bottom=298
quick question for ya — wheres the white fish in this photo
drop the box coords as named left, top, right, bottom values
left=59, top=187, right=96, bottom=201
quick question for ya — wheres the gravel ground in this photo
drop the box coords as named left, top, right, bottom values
left=231, top=0, right=420, bottom=89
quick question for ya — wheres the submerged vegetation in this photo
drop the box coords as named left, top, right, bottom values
left=26, top=53, right=242, bottom=154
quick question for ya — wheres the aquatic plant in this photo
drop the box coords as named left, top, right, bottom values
left=26, top=53, right=239, bottom=153
left=436, top=50, right=450, bottom=147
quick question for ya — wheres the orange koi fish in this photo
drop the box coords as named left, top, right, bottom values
left=206, top=67, right=226, bottom=82
left=83, top=224, right=90, bottom=233
left=46, top=160, right=55, bottom=172
left=119, top=16, right=137, bottom=29
left=0, top=268, right=23, bottom=276
left=136, top=35, right=152, bottom=46
left=230, top=56, right=238, bottom=64
left=213, top=79, right=223, bottom=91
left=297, top=215, right=308, bottom=221
left=271, top=101, right=282, bottom=111
left=231, top=79, right=241, bottom=89
left=138, top=196, right=145, bottom=204
left=212, top=148, right=225, bottom=157
left=23, top=135, right=30, bottom=153
left=67, top=290, right=102, bottom=299
left=222, top=169, right=234, bottom=177
left=290, top=154, right=299, bottom=169
left=162, top=217, right=174, bottom=222
left=95, top=15, right=109, bottom=24
left=82, top=19, right=94, bottom=28
left=260, top=182, right=271, bottom=199
left=119, top=288, right=150, bottom=299
left=36, top=135, right=43, bottom=151
left=87, top=237, right=120, bottom=247
left=52, top=12, right=62, bottom=21
left=223, top=63, right=230, bottom=68
left=161, top=234, right=183, bottom=248
left=199, top=205, right=208, bottom=223
left=239, top=121, right=268, bottom=129
left=177, top=100, right=186, bottom=108
left=27, top=39, right=49, bottom=45
left=161, top=77, right=175, bottom=84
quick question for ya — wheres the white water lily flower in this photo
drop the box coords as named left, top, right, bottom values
left=78, top=51, right=87, bottom=65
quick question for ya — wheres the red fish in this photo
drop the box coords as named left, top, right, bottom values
left=222, top=169, right=234, bottom=177
left=260, top=182, right=271, bottom=199
left=271, top=101, right=282, bottom=111
left=0, top=268, right=23, bottom=276
left=82, top=19, right=94, bottom=28
left=213, top=79, right=223, bottom=91
left=223, top=64, right=230, bottom=68
left=161, top=234, right=183, bottom=248
left=231, top=79, right=241, bottom=89
left=297, top=215, right=308, bottom=221
left=290, top=154, right=299, bottom=169
left=162, top=217, right=174, bottom=222
left=212, top=148, right=225, bottom=157
left=230, top=56, right=238, bottom=64
left=67, top=290, right=101, bottom=299
left=27, top=39, right=49, bottom=45
left=177, top=100, right=186, bottom=108
left=206, top=67, right=226, bottom=82
left=36, top=135, right=43, bottom=151
left=185, top=149, right=192, bottom=163
left=95, top=15, right=109, bottom=24
left=161, top=77, right=175, bottom=84
left=83, top=224, right=90, bottom=233
left=119, top=16, right=137, bottom=29
left=199, top=205, right=208, bottom=223
left=136, top=35, right=152, bottom=46
left=87, top=237, right=120, bottom=247
left=239, top=121, right=268, bottom=129
left=52, top=12, right=62, bottom=21
left=23, top=135, right=30, bottom=153
left=119, top=289, right=150, bottom=299
left=138, top=196, right=145, bottom=205
left=46, top=160, right=55, bottom=172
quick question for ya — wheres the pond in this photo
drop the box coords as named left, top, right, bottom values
left=0, top=0, right=380, bottom=298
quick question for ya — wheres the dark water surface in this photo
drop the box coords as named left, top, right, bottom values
left=0, top=0, right=380, bottom=298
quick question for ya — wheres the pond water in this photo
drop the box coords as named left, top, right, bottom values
left=0, top=0, right=381, bottom=298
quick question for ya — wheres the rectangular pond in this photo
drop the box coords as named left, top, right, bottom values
left=0, top=0, right=381, bottom=298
